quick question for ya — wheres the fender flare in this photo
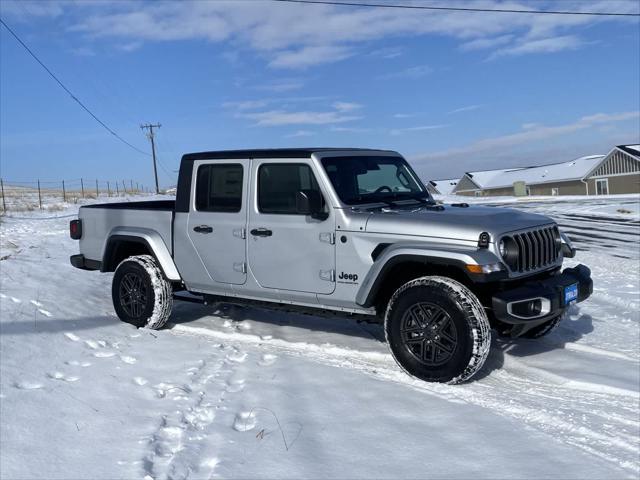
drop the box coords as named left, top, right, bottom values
left=101, top=227, right=182, bottom=281
left=355, top=243, right=503, bottom=308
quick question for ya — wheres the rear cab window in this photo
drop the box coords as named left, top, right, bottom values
left=195, top=163, right=243, bottom=212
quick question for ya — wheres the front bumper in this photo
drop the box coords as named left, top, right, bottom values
left=491, top=264, right=592, bottom=332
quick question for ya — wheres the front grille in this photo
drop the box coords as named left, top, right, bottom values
left=511, top=226, right=560, bottom=273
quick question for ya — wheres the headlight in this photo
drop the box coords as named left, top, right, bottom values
left=498, top=236, right=519, bottom=270
left=559, top=230, right=576, bottom=258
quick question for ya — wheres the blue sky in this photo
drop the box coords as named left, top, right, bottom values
left=1, top=0, right=639, bottom=187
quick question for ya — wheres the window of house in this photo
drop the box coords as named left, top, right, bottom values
left=258, top=163, right=323, bottom=214
left=596, top=178, right=609, bottom=195
left=195, top=163, right=243, bottom=212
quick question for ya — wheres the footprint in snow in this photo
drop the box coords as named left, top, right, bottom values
left=233, top=411, right=256, bottom=432
left=258, top=354, right=277, bottom=366
left=119, top=355, right=137, bottom=365
left=226, top=351, right=247, bottom=363
left=94, top=351, right=116, bottom=358
left=47, top=371, right=79, bottom=382
left=14, top=380, right=43, bottom=390
left=226, top=378, right=246, bottom=393
left=66, top=360, right=92, bottom=367
left=64, top=332, right=80, bottom=342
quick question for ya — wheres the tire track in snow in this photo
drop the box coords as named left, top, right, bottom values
left=169, top=323, right=640, bottom=475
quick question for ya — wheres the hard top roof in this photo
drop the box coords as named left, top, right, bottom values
left=181, top=148, right=398, bottom=162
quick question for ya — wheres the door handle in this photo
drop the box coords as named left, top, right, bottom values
left=250, top=228, right=272, bottom=237
left=193, top=225, right=213, bottom=233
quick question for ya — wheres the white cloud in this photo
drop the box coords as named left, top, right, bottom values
left=286, top=130, right=314, bottom=138
left=333, top=102, right=362, bottom=112
left=390, top=124, right=450, bottom=135
left=489, top=35, right=585, bottom=59
left=459, top=35, right=513, bottom=51
left=254, top=79, right=304, bottom=92
left=330, top=126, right=372, bottom=133
left=381, top=65, right=432, bottom=80
left=268, top=45, right=353, bottom=69
left=414, top=110, right=640, bottom=161
left=448, top=104, right=483, bottom=115
left=10, top=0, right=639, bottom=68
left=393, top=113, right=419, bottom=119
left=241, top=109, right=362, bottom=126
left=223, top=100, right=270, bottom=111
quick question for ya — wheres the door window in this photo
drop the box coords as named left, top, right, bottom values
left=195, top=164, right=243, bottom=212
left=258, top=163, right=323, bottom=214
left=596, top=179, right=609, bottom=195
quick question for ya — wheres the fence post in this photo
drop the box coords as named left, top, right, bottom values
left=116, top=182, right=119, bottom=195
left=62, top=180, right=66, bottom=202
left=80, top=178, right=85, bottom=199
left=96, top=179, right=99, bottom=197
left=37, top=179, right=42, bottom=210
left=0, top=178, right=6, bottom=213
left=107, top=181, right=111, bottom=197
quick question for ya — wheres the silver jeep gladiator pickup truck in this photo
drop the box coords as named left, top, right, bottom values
left=70, top=148, right=592, bottom=383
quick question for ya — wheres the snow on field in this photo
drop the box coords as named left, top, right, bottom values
left=1, top=195, right=639, bottom=479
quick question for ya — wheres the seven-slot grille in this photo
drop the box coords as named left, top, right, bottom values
left=511, top=226, right=560, bottom=273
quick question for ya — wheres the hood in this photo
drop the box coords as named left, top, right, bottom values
left=364, top=204, right=554, bottom=242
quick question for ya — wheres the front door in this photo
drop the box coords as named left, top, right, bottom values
left=187, top=160, right=249, bottom=285
left=248, top=160, right=336, bottom=295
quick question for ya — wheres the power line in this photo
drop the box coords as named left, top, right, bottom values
left=272, top=0, right=640, bottom=17
left=0, top=18, right=150, bottom=156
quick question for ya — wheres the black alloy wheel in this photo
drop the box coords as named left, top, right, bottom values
left=399, top=302, right=458, bottom=367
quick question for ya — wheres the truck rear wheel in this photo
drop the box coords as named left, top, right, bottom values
left=385, top=276, right=491, bottom=384
left=112, top=255, right=173, bottom=329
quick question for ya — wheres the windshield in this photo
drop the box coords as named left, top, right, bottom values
left=321, top=155, right=431, bottom=206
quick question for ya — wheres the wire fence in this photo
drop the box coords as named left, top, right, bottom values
left=0, top=178, right=152, bottom=213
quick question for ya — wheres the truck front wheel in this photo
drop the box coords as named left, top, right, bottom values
left=385, top=276, right=491, bottom=384
left=112, top=255, right=173, bottom=329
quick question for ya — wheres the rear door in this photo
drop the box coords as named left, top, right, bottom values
left=248, top=160, right=336, bottom=295
left=186, top=160, right=249, bottom=285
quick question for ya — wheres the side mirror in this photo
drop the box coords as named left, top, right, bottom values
left=296, top=190, right=327, bottom=219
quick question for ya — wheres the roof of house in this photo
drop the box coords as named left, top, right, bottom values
left=429, top=178, right=459, bottom=195
left=617, top=144, right=640, bottom=159
left=461, top=155, right=606, bottom=190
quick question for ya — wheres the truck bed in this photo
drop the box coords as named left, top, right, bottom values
left=81, top=200, right=175, bottom=211
left=78, top=200, right=175, bottom=264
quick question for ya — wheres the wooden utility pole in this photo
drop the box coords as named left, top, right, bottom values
left=140, top=123, right=161, bottom=194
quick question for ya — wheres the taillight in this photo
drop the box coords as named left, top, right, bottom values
left=70, top=219, right=82, bottom=240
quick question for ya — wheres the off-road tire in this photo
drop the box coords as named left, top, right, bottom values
left=112, top=255, right=173, bottom=329
left=385, top=276, right=491, bottom=384
left=521, top=313, right=564, bottom=339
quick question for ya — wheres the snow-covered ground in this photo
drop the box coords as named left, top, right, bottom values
left=1, top=195, right=639, bottom=479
